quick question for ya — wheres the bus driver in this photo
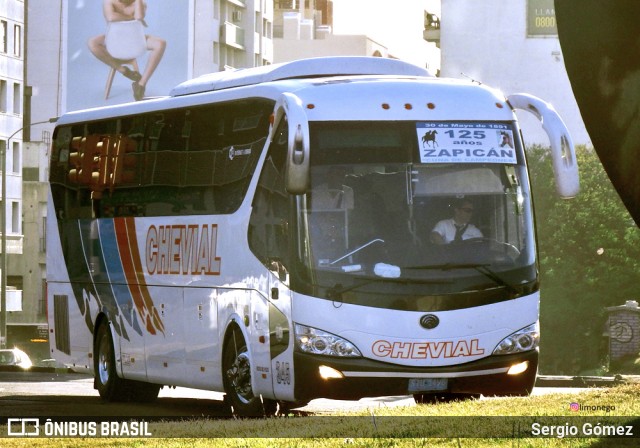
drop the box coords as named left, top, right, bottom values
left=430, top=199, right=483, bottom=244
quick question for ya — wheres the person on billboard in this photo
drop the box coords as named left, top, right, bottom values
left=88, top=0, right=166, bottom=101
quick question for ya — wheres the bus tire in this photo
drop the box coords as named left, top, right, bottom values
left=94, top=322, right=128, bottom=402
left=222, top=326, right=277, bottom=417
left=127, top=379, right=161, bottom=403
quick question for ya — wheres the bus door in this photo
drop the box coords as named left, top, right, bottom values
left=247, top=104, right=298, bottom=401
left=266, top=268, right=294, bottom=401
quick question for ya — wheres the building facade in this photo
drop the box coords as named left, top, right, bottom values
left=1, top=0, right=26, bottom=349
left=273, top=0, right=441, bottom=74
left=439, top=0, right=590, bottom=146
left=27, top=0, right=274, bottom=123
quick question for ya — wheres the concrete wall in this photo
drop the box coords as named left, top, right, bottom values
left=440, top=0, right=590, bottom=146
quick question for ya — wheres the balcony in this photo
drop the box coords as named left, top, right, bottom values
left=424, top=12, right=440, bottom=46
left=220, top=21, right=245, bottom=49
left=423, top=28, right=440, bottom=44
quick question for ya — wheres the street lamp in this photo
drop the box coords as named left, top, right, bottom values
left=1, top=117, right=57, bottom=349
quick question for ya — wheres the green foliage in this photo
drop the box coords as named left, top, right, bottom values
left=2, top=384, right=639, bottom=446
left=527, top=145, right=640, bottom=374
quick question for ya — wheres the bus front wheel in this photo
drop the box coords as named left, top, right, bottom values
left=222, top=327, right=277, bottom=417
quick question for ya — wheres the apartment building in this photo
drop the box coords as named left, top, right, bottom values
left=273, top=0, right=441, bottom=73
left=1, top=0, right=54, bottom=359
left=0, top=1, right=25, bottom=263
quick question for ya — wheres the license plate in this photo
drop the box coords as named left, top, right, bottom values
left=408, top=378, right=448, bottom=392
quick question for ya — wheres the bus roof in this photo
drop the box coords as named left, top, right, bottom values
left=170, top=56, right=432, bottom=96
left=55, top=58, right=515, bottom=126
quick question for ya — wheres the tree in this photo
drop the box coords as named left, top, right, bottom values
left=528, top=145, right=640, bottom=374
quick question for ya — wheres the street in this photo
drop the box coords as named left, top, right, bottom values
left=0, top=370, right=591, bottom=418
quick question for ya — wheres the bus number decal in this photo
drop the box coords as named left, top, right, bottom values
left=276, top=361, right=291, bottom=385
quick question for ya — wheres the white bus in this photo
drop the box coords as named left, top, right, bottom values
left=47, top=57, right=578, bottom=416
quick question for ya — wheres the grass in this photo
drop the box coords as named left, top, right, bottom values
left=2, top=383, right=639, bottom=447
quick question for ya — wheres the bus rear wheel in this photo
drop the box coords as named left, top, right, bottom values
left=222, top=327, right=277, bottom=417
left=95, top=322, right=161, bottom=403
left=95, top=322, right=129, bottom=402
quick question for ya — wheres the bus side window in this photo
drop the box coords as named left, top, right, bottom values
left=249, top=121, right=290, bottom=281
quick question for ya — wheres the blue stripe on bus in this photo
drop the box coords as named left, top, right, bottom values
left=98, top=219, right=144, bottom=336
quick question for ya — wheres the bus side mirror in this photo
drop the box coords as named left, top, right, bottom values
left=508, top=93, right=580, bottom=198
left=272, top=93, right=310, bottom=195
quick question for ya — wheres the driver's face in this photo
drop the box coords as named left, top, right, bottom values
left=454, top=203, right=474, bottom=224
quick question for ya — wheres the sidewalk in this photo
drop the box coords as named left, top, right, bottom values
left=536, top=374, right=640, bottom=387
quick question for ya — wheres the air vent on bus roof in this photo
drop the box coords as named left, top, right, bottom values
left=170, top=56, right=432, bottom=97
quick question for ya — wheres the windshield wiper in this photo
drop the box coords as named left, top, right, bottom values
left=404, top=263, right=519, bottom=296
left=330, top=239, right=385, bottom=265
left=405, top=263, right=487, bottom=271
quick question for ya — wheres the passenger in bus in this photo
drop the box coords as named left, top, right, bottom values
left=88, top=0, right=166, bottom=101
left=430, top=199, right=483, bottom=244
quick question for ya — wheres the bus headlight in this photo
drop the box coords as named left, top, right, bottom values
left=294, top=324, right=362, bottom=357
left=493, top=323, right=539, bottom=355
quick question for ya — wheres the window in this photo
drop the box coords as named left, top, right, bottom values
left=13, top=24, right=22, bottom=57
left=0, top=80, right=7, bottom=112
left=248, top=119, right=290, bottom=280
left=41, top=216, right=47, bottom=252
left=11, top=201, right=20, bottom=234
left=50, top=99, right=274, bottom=220
left=213, top=42, right=219, bottom=64
left=1, top=21, right=7, bottom=53
left=11, top=141, right=19, bottom=173
left=39, top=280, right=47, bottom=314
left=13, top=83, right=21, bottom=115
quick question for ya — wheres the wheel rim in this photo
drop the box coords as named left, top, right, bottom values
left=226, top=350, right=253, bottom=404
left=97, top=334, right=111, bottom=386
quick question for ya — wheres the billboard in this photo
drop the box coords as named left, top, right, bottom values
left=527, top=0, right=558, bottom=36
left=65, top=0, right=191, bottom=112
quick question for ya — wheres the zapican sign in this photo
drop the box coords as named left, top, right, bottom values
left=417, top=122, right=517, bottom=164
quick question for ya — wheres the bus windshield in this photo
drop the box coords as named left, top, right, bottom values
left=294, top=121, right=537, bottom=311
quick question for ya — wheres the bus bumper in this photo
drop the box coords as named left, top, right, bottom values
left=293, top=349, right=538, bottom=401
